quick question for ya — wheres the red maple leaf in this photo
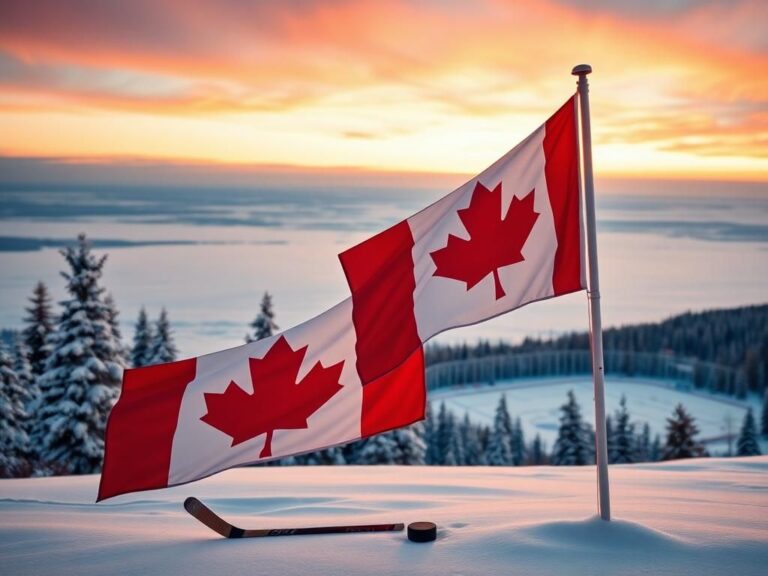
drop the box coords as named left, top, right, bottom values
left=430, top=182, right=539, bottom=300
left=200, top=336, right=344, bottom=458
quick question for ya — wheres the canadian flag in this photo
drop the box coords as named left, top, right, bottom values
left=340, top=96, right=584, bottom=384
left=98, top=96, right=584, bottom=500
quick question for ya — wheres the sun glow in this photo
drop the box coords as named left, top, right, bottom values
left=0, top=0, right=766, bottom=182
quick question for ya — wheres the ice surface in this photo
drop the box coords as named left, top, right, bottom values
left=1, top=457, right=766, bottom=575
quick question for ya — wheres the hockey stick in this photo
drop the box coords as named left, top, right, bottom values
left=184, top=497, right=405, bottom=539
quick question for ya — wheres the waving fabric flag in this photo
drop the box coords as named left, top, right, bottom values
left=98, top=301, right=424, bottom=500
left=340, top=96, right=584, bottom=383
left=98, top=95, right=584, bottom=501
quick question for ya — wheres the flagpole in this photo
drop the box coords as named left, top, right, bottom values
left=572, top=64, right=611, bottom=521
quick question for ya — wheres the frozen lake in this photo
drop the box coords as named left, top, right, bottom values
left=1, top=184, right=766, bottom=357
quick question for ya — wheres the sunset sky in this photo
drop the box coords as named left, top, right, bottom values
left=1, top=0, right=766, bottom=184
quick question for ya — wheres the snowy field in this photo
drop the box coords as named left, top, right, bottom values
left=1, top=458, right=766, bottom=575
left=430, top=376, right=761, bottom=453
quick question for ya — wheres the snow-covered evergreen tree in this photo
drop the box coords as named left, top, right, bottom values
left=424, top=402, right=440, bottom=465
left=303, top=446, right=347, bottom=465
left=130, top=307, right=154, bottom=368
left=611, top=395, right=636, bottom=464
left=0, top=344, right=31, bottom=476
left=436, top=405, right=460, bottom=465
left=31, top=234, right=124, bottom=475
left=605, top=415, right=615, bottom=462
left=104, top=293, right=126, bottom=361
left=459, top=413, right=484, bottom=465
left=650, top=434, right=662, bottom=461
left=11, top=335, right=36, bottom=463
left=486, top=396, right=513, bottom=465
left=12, top=335, right=34, bottom=400
left=147, top=308, right=177, bottom=365
left=434, top=402, right=456, bottom=465
left=247, top=292, right=279, bottom=343
left=762, top=390, right=768, bottom=437
left=357, top=431, right=399, bottom=464
left=392, top=424, right=427, bottom=465
left=551, top=390, right=592, bottom=465
left=736, top=408, right=761, bottom=456
left=635, top=422, right=651, bottom=462
left=22, top=281, right=54, bottom=377
left=497, top=395, right=513, bottom=438
left=527, top=433, right=547, bottom=465
left=662, top=404, right=707, bottom=461
left=341, top=438, right=365, bottom=465
left=445, top=419, right=463, bottom=466
left=510, top=416, right=526, bottom=466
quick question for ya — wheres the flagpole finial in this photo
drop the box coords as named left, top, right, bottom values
left=571, top=64, right=592, bottom=76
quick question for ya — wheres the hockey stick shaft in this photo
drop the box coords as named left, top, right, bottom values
left=184, top=497, right=404, bottom=539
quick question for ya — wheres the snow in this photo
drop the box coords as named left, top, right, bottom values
left=1, top=457, right=767, bottom=575
left=430, top=376, right=760, bottom=452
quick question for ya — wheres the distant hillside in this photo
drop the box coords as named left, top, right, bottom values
left=426, top=304, right=768, bottom=394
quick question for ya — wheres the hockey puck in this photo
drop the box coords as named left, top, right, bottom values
left=407, top=521, right=437, bottom=543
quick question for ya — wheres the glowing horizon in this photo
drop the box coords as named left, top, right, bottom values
left=1, top=0, right=766, bottom=183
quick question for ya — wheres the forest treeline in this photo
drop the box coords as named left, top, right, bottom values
left=425, top=304, right=768, bottom=394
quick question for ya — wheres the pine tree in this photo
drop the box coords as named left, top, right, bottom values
left=392, top=424, right=427, bottom=465
left=22, top=281, right=54, bottom=377
left=31, top=234, right=125, bottom=474
left=0, top=344, right=31, bottom=476
left=104, top=293, right=126, bottom=361
left=486, top=396, right=513, bottom=465
left=459, top=413, right=484, bottom=465
left=499, top=396, right=513, bottom=437
left=736, top=408, right=761, bottom=456
left=12, top=334, right=34, bottom=401
left=424, top=402, right=440, bottom=465
left=662, top=404, right=707, bottom=461
left=357, top=432, right=399, bottom=464
left=605, top=415, right=615, bottom=463
left=510, top=417, right=526, bottom=466
left=551, top=390, right=592, bottom=465
left=247, top=292, right=279, bottom=343
left=761, top=390, right=768, bottom=437
left=341, top=438, right=365, bottom=465
left=434, top=402, right=455, bottom=465
left=527, top=434, right=547, bottom=465
left=303, top=446, right=347, bottom=465
left=445, top=420, right=463, bottom=466
left=436, top=405, right=459, bottom=465
left=584, top=421, right=596, bottom=463
left=11, top=335, right=36, bottom=462
left=611, top=395, right=636, bottom=464
left=148, top=308, right=177, bottom=365
left=635, top=422, right=651, bottom=462
left=131, top=307, right=154, bottom=368
left=650, top=434, right=662, bottom=461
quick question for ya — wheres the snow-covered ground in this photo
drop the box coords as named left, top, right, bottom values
left=430, top=376, right=761, bottom=453
left=1, top=457, right=767, bottom=575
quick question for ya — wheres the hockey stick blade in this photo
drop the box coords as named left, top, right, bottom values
left=184, top=497, right=405, bottom=539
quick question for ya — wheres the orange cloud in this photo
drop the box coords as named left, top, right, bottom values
left=0, top=0, right=766, bottom=179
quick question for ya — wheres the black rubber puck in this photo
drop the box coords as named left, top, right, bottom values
left=407, top=521, right=437, bottom=542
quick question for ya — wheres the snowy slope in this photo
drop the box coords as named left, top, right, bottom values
left=1, top=457, right=767, bottom=576
left=430, top=376, right=759, bottom=451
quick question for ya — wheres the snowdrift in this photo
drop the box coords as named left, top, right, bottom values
left=1, top=457, right=766, bottom=575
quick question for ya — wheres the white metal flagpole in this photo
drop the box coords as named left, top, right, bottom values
left=572, top=63, right=611, bottom=521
